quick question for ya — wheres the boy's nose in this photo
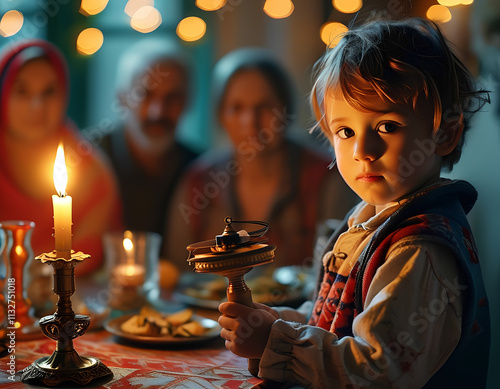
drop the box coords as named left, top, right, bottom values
left=353, top=132, right=381, bottom=162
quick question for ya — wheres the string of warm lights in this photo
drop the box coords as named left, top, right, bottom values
left=0, top=10, right=23, bottom=37
left=333, top=0, right=362, bottom=14
left=0, top=0, right=476, bottom=54
left=80, top=0, right=110, bottom=16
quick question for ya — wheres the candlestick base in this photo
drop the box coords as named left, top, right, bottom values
left=21, top=353, right=112, bottom=386
left=20, top=250, right=113, bottom=386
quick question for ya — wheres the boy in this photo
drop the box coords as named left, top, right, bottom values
left=218, top=18, right=490, bottom=388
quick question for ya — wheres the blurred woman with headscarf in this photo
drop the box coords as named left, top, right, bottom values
left=0, top=39, right=122, bottom=276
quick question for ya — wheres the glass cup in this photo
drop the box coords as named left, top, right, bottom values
left=103, top=231, right=161, bottom=312
left=0, top=220, right=41, bottom=340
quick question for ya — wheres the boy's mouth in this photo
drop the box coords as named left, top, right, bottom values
left=356, top=173, right=383, bottom=182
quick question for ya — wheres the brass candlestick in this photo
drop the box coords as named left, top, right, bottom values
left=187, top=218, right=276, bottom=376
left=20, top=250, right=113, bottom=386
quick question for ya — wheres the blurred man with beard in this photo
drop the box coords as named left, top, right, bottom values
left=96, top=38, right=198, bottom=235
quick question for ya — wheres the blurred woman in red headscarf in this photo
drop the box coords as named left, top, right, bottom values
left=0, top=39, right=122, bottom=276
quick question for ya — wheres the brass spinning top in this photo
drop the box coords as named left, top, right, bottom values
left=187, top=217, right=276, bottom=377
left=187, top=217, right=276, bottom=307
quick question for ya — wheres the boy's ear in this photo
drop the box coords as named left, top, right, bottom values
left=434, top=117, right=464, bottom=156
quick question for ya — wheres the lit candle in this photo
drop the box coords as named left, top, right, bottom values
left=52, top=143, right=72, bottom=259
left=113, top=264, right=145, bottom=288
left=112, top=234, right=145, bottom=287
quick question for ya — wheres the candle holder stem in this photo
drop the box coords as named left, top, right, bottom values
left=225, top=269, right=253, bottom=307
left=20, top=251, right=112, bottom=386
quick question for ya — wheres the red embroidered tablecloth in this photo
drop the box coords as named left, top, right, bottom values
left=1, top=330, right=262, bottom=388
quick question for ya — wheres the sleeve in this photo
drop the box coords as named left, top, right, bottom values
left=258, top=239, right=463, bottom=388
left=274, top=301, right=313, bottom=323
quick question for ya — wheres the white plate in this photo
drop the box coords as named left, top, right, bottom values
left=105, top=314, right=221, bottom=345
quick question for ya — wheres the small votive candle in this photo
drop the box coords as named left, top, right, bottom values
left=112, top=263, right=145, bottom=288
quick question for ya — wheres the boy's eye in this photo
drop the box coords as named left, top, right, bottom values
left=378, top=122, right=400, bottom=133
left=337, top=127, right=355, bottom=139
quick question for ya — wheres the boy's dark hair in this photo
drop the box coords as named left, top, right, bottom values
left=311, top=17, right=489, bottom=171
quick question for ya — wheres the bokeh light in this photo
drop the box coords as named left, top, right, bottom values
left=125, top=0, right=154, bottom=17
left=176, top=16, right=206, bottom=42
left=427, top=5, right=452, bottom=23
left=79, top=0, right=109, bottom=16
left=0, top=10, right=24, bottom=38
left=130, top=5, right=162, bottom=33
left=332, top=0, right=362, bottom=14
left=437, top=0, right=461, bottom=6
left=263, top=0, right=294, bottom=19
left=196, top=0, right=226, bottom=11
left=76, top=28, right=104, bottom=55
left=320, top=22, right=348, bottom=48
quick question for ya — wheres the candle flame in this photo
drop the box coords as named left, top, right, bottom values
left=123, top=237, right=133, bottom=251
left=53, top=143, right=68, bottom=197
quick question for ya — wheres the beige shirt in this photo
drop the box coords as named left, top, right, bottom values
left=259, top=196, right=464, bottom=388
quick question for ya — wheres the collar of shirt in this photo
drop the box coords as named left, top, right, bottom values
left=346, top=178, right=451, bottom=232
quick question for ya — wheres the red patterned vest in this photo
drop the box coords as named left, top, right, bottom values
left=308, top=180, right=490, bottom=388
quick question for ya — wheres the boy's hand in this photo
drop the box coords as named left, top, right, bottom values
left=218, top=302, right=278, bottom=359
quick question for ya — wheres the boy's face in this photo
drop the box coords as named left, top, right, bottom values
left=325, top=88, right=442, bottom=210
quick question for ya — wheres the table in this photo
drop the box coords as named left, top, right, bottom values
left=0, top=324, right=264, bottom=388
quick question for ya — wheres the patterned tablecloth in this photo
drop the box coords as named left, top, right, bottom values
left=0, top=329, right=264, bottom=388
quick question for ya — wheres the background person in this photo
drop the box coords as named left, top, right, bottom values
left=89, top=38, right=199, bottom=237
left=165, top=48, right=358, bottom=272
left=0, top=39, right=122, bottom=276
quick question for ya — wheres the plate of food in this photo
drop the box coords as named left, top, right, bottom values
left=105, top=305, right=221, bottom=345
left=173, top=266, right=309, bottom=309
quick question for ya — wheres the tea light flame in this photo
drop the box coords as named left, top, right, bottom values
left=123, top=237, right=133, bottom=252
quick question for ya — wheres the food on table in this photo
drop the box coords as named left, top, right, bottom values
left=172, top=321, right=205, bottom=337
left=183, top=277, right=227, bottom=301
left=120, top=306, right=208, bottom=337
left=182, top=274, right=291, bottom=305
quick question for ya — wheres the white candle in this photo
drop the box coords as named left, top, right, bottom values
left=52, top=143, right=72, bottom=259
